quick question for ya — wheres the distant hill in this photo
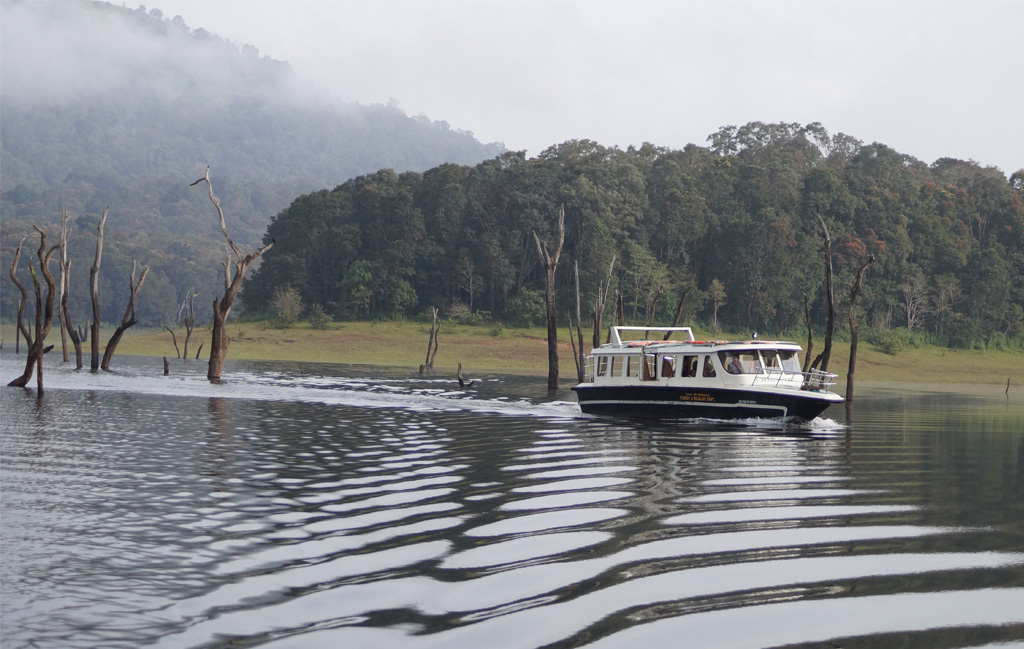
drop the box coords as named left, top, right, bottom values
left=0, top=0, right=504, bottom=212
left=0, top=0, right=504, bottom=327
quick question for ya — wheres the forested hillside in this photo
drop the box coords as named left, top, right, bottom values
left=0, top=1, right=502, bottom=326
left=246, top=124, right=1024, bottom=349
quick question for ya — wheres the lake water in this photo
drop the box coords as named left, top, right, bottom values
left=2, top=352, right=1023, bottom=649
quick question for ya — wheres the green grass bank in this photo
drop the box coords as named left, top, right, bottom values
left=4, top=321, right=1019, bottom=389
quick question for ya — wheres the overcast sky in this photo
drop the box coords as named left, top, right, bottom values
left=136, top=1, right=1023, bottom=174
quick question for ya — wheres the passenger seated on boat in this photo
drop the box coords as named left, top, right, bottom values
left=682, top=355, right=698, bottom=377
left=720, top=351, right=759, bottom=375
left=703, top=356, right=717, bottom=377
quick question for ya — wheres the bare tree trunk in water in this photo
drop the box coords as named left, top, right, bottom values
left=179, top=287, right=198, bottom=359
left=191, top=167, right=273, bottom=380
left=165, top=326, right=180, bottom=358
left=802, top=294, right=814, bottom=373
left=60, top=227, right=83, bottom=369
left=591, top=256, right=615, bottom=348
left=533, top=205, right=565, bottom=390
left=810, top=211, right=835, bottom=373
left=8, top=239, right=29, bottom=358
left=57, top=207, right=73, bottom=363
left=421, top=307, right=439, bottom=372
left=7, top=228, right=57, bottom=390
left=846, top=254, right=874, bottom=403
left=89, top=208, right=109, bottom=372
left=101, top=260, right=149, bottom=370
left=572, top=261, right=585, bottom=384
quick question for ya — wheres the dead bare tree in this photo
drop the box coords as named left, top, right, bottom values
left=802, top=294, right=814, bottom=373
left=846, top=254, right=875, bottom=403
left=568, top=261, right=586, bottom=383
left=646, top=284, right=665, bottom=328
left=809, top=211, right=836, bottom=373
left=8, top=239, right=28, bottom=356
left=191, top=167, right=274, bottom=380
left=178, top=286, right=199, bottom=358
left=57, top=207, right=71, bottom=362
left=457, top=362, right=475, bottom=388
left=663, top=283, right=694, bottom=340
left=100, top=260, right=149, bottom=370
left=421, top=306, right=440, bottom=372
left=533, top=205, right=565, bottom=390
left=58, top=208, right=83, bottom=369
left=591, top=256, right=616, bottom=348
left=7, top=228, right=58, bottom=391
left=29, top=263, right=45, bottom=394
left=89, top=207, right=110, bottom=371
left=164, top=326, right=181, bottom=358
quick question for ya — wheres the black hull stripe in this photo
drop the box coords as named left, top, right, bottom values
left=580, top=399, right=788, bottom=415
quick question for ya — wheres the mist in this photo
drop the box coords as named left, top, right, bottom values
left=0, top=1, right=310, bottom=109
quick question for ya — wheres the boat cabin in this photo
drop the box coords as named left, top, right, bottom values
left=581, top=326, right=834, bottom=391
left=574, top=326, right=841, bottom=420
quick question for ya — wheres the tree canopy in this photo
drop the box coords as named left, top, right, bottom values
left=245, top=124, right=1024, bottom=349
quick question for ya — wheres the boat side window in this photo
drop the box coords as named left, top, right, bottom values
left=660, top=355, right=676, bottom=378
left=761, top=349, right=780, bottom=370
left=597, top=357, right=608, bottom=377
left=719, top=351, right=759, bottom=374
left=681, top=355, right=698, bottom=377
left=610, top=356, right=623, bottom=377
left=642, top=355, right=657, bottom=381
left=626, top=356, right=638, bottom=378
left=779, top=350, right=800, bottom=373
left=702, top=355, right=717, bottom=377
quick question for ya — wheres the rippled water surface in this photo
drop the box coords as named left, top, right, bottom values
left=2, top=353, right=1023, bottom=648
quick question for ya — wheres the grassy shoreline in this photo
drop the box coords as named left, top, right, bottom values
left=5, top=321, right=1019, bottom=389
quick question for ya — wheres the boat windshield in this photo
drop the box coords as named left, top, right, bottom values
left=778, top=350, right=801, bottom=373
left=719, top=349, right=801, bottom=375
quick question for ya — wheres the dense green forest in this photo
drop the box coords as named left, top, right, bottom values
left=0, top=1, right=502, bottom=327
left=245, top=123, right=1024, bottom=349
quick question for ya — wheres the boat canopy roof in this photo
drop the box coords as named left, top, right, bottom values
left=595, top=326, right=801, bottom=354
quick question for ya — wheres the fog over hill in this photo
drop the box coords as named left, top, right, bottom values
left=0, top=0, right=503, bottom=327
left=0, top=0, right=505, bottom=194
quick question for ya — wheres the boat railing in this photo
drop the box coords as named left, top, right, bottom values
left=751, top=367, right=838, bottom=390
left=609, top=326, right=695, bottom=346
left=800, top=368, right=839, bottom=391
left=583, top=355, right=597, bottom=382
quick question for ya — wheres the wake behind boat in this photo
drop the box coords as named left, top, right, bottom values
left=573, top=326, right=844, bottom=421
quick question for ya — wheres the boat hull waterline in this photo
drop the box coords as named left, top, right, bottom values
left=574, top=384, right=842, bottom=421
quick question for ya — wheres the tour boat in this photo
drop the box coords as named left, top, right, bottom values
left=573, top=326, right=843, bottom=421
